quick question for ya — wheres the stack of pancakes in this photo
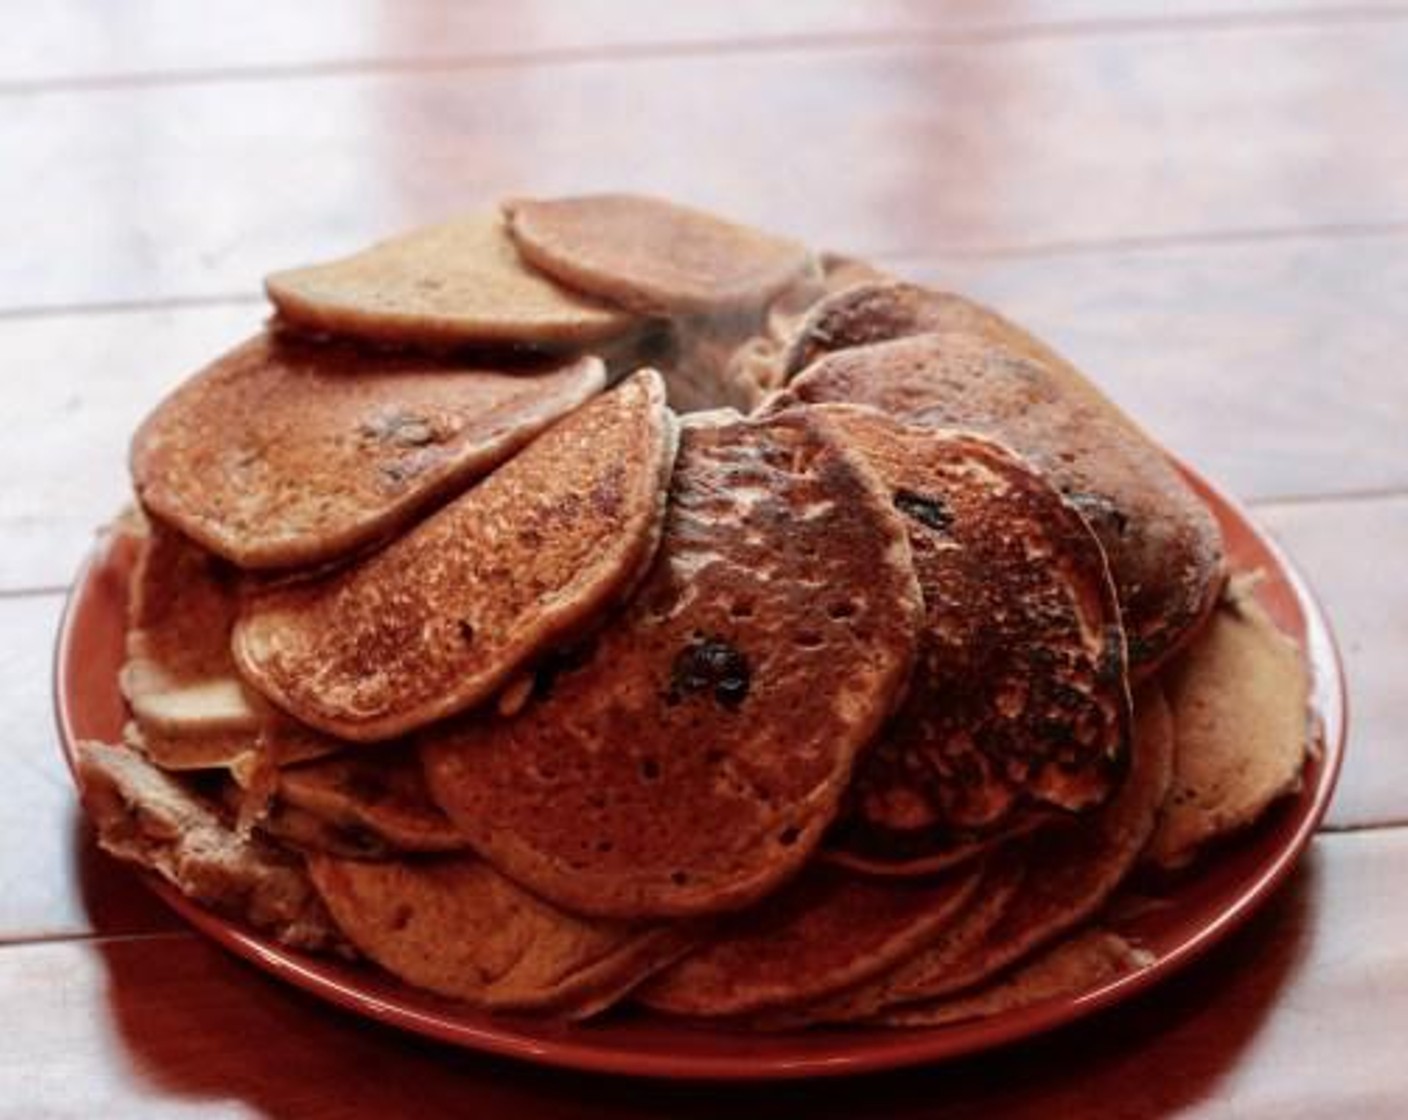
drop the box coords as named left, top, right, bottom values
left=76, top=194, right=1314, bottom=1027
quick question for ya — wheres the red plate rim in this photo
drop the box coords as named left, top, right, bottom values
left=52, top=462, right=1347, bottom=1081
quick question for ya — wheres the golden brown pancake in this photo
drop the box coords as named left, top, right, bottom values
left=132, top=333, right=607, bottom=570
left=1145, top=577, right=1312, bottom=870
left=773, top=286, right=1225, bottom=674
left=307, top=854, right=689, bottom=1018
left=265, top=213, right=634, bottom=348
left=234, top=370, right=677, bottom=742
left=703, top=254, right=899, bottom=412
left=121, top=520, right=340, bottom=768
left=749, top=855, right=1026, bottom=1029
left=75, top=741, right=343, bottom=952
left=814, top=406, right=1129, bottom=869
left=421, top=408, right=923, bottom=919
left=125, top=720, right=335, bottom=773
left=270, top=747, right=468, bottom=854
left=779, top=280, right=1046, bottom=379
left=637, top=861, right=984, bottom=1018
left=503, top=194, right=814, bottom=315
left=808, top=687, right=1174, bottom=1019
left=877, top=928, right=1151, bottom=1027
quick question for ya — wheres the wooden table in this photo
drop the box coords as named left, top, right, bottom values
left=3, top=3, right=1407, bottom=1116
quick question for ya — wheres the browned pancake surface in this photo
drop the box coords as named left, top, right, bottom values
left=781, top=280, right=1044, bottom=378
left=816, top=406, right=1129, bottom=867
left=753, top=855, right=1026, bottom=1028
left=422, top=408, right=922, bottom=919
left=234, top=370, right=676, bottom=742
left=1146, top=578, right=1311, bottom=869
left=308, top=854, right=687, bottom=1017
left=877, top=928, right=1150, bottom=1027
left=776, top=288, right=1224, bottom=672
left=504, top=194, right=813, bottom=314
left=132, top=333, right=606, bottom=570
left=638, top=861, right=983, bottom=1017
left=265, top=213, right=634, bottom=348
left=824, top=686, right=1174, bottom=1017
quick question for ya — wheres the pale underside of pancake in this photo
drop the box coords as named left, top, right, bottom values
left=814, top=406, right=1130, bottom=867
left=876, top=928, right=1152, bottom=1027
left=307, top=854, right=690, bottom=1018
left=121, top=520, right=341, bottom=771
left=234, top=370, right=677, bottom=742
left=637, top=860, right=984, bottom=1018
left=800, top=687, right=1173, bottom=1022
left=503, top=193, right=815, bottom=315
left=132, top=332, right=608, bottom=570
left=265, top=212, right=635, bottom=348
left=260, top=746, right=468, bottom=854
left=1145, top=576, right=1312, bottom=870
left=421, top=408, right=924, bottom=919
left=75, top=740, right=344, bottom=953
left=773, top=285, right=1225, bottom=674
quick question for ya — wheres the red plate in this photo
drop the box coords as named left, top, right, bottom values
left=54, top=466, right=1345, bottom=1081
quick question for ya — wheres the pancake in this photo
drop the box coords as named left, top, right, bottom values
left=774, top=290, right=1225, bottom=674
left=813, top=406, right=1129, bottom=869
left=1145, top=577, right=1312, bottom=870
left=265, top=213, right=634, bottom=348
left=809, top=686, right=1174, bottom=1019
left=503, top=194, right=814, bottom=315
left=637, top=861, right=984, bottom=1018
left=121, top=520, right=339, bottom=768
left=75, top=741, right=343, bottom=952
left=421, top=408, right=923, bottom=919
left=132, top=333, right=607, bottom=570
left=267, top=747, right=468, bottom=854
left=779, top=280, right=1048, bottom=379
left=750, top=855, right=1026, bottom=1029
left=307, top=854, right=689, bottom=1018
left=125, top=720, right=335, bottom=773
left=242, top=794, right=399, bottom=861
left=709, top=254, right=900, bottom=411
left=877, top=928, right=1151, bottom=1027
left=234, top=370, right=677, bottom=742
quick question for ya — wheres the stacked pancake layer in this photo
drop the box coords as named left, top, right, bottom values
left=75, top=194, right=1312, bottom=1028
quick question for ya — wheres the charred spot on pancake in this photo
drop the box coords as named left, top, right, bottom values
left=531, top=636, right=600, bottom=701
left=457, top=619, right=476, bottom=644
left=893, top=489, right=953, bottom=534
left=665, top=636, right=751, bottom=710
left=1097, top=626, right=1127, bottom=685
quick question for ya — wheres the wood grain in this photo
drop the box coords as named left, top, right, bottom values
left=2, top=5, right=1406, bottom=1114
left=1256, top=494, right=1408, bottom=830
left=4, top=229, right=1407, bottom=593
left=0, top=828, right=1398, bottom=1118
left=4, top=22, right=1408, bottom=311
left=7, top=2, right=1398, bottom=87
left=0, top=595, right=178, bottom=941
